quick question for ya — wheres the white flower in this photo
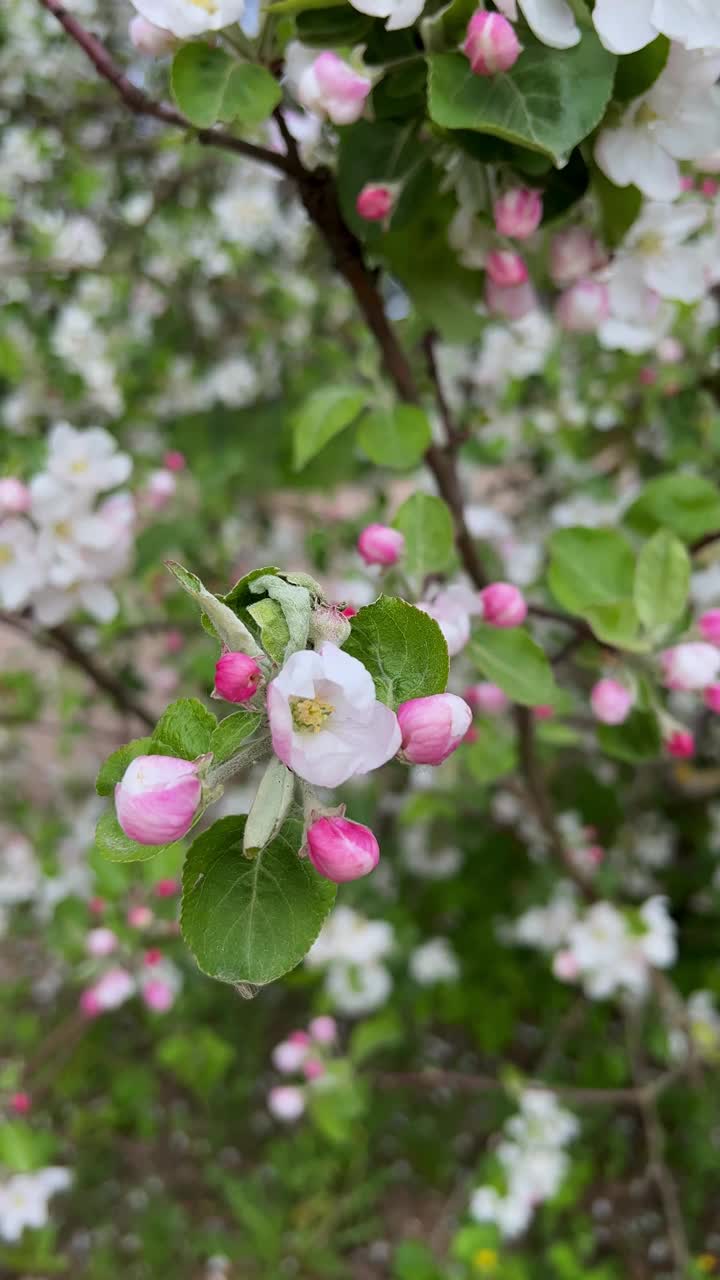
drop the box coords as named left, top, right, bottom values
left=495, top=0, right=580, bottom=49
left=593, top=0, right=720, bottom=54
left=0, top=518, right=45, bottom=610
left=267, top=642, right=401, bottom=788
left=347, top=0, right=425, bottom=29
left=409, top=937, right=459, bottom=985
left=0, top=833, right=40, bottom=905
left=325, top=961, right=392, bottom=1015
left=53, top=215, right=105, bottom=267
left=0, top=1168, right=72, bottom=1243
left=470, top=1185, right=533, bottom=1238
left=595, top=48, right=720, bottom=202
left=620, top=201, right=709, bottom=303
left=565, top=897, right=676, bottom=999
left=510, top=882, right=578, bottom=951
left=306, top=906, right=394, bottom=968
left=128, top=0, right=245, bottom=38
left=598, top=263, right=673, bottom=353
left=92, top=966, right=137, bottom=1010
left=40, top=423, right=132, bottom=495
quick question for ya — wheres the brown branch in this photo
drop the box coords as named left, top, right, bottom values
left=37, top=0, right=292, bottom=174
left=691, top=529, right=720, bottom=555
left=375, top=1067, right=677, bottom=1107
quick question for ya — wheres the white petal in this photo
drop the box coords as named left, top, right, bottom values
left=645, top=247, right=708, bottom=301
left=592, top=0, right=655, bottom=53
left=79, top=582, right=119, bottom=622
left=518, top=0, right=580, bottom=48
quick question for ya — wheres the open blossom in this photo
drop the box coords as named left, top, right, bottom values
left=592, top=0, right=720, bottom=54
left=485, top=277, right=536, bottom=320
left=660, top=642, right=720, bottom=690
left=309, top=1015, right=337, bottom=1044
left=128, top=0, right=245, bottom=38
left=486, top=249, right=528, bottom=287
left=267, top=642, right=400, bottom=788
left=418, top=584, right=480, bottom=656
left=397, top=693, right=472, bottom=765
left=549, top=228, right=601, bottom=286
left=85, top=927, right=118, bottom=958
left=268, top=1085, right=306, bottom=1121
left=297, top=52, right=371, bottom=126
left=409, top=937, right=459, bottom=985
left=347, top=0, right=424, bottom=29
left=463, top=11, right=521, bottom=75
left=115, top=755, right=202, bottom=845
left=0, top=477, right=30, bottom=515
left=495, top=0, right=580, bottom=48
left=0, top=1168, right=72, bottom=1243
left=565, top=897, right=676, bottom=999
left=556, top=280, right=609, bottom=332
left=307, top=817, right=380, bottom=883
left=128, top=15, right=176, bottom=54
left=272, top=1038, right=310, bottom=1073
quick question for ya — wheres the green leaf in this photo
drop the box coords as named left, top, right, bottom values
left=171, top=44, right=280, bottom=128
left=292, top=385, right=367, bottom=470
left=156, top=1028, right=234, bottom=1096
left=0, top=1123, right=55, bottom=1174
left=547, top=527, right=635, bottom=614
left=295, top=4, right=373, bottom=44
left=95, top=810, right=172, bottom=863
left=357, top=405, right=431, bottom=469
left=634, top=530, right=690, bottom=631
left=151, top=697, right=216, bottom=761
left=181, top=816, right=335, bottom=986
left=246, top=597, right=290, bottom=664
left=210, top=712, right=263, bottom=765
left=597, top=710, right=661, bottom=763
left=249, top=574, right=311, bottom=657
left=465, top=729, right=517, bottom=783
left=343, top=595, right=449, bottom=708
left=427, top=32, right=616, bottom=163
left=592, top=165, right=642, bottom=246
left=392, top=493, right=455, bottom=578
left=583, top=600, right=648, bottom=651
left=349, top=1011, right=403, bottom=1065
left=95, top=737, right=153, bottom=796
left=471, top=625, right=556, bottom=707
left=243, top=756, right=295, bottom=857
left=166, top=559, right=264, bottom=657
left=625, top=473, right=720, bottom=543
left=614, top=34, right=669, bottom=101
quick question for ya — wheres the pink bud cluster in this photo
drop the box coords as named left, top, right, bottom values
left=268, top=1016, right=339, bottom=1122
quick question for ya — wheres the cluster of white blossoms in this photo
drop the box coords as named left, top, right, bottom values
left=470, top=1090, right=579, bottom=1238
left=0, top=1167, right=72, bottom=1244
left=509, top=889, right=677, bottom=999
left=0, top=423, right=135, bottom=626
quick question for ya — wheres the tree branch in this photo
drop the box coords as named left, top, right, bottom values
left=37, top=0, right=293, bottom=174
left=375, top=1067, right=677, bottom=1107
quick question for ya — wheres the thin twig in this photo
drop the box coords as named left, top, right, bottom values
left=375, top=1067, right=677, bottom=1107
left=37, top=0, right=292, bottom=174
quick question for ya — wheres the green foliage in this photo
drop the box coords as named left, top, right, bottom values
left=547, top=527, right=635, bottom=614
left=209, top=711, right=264, bottom=765
left=626, top=473, right=720, bottom=542
left=171, top=44, right=281, bottom=128
left=94, top=810, right=174, bottom=863
left=344, top=595, right=449, bottom=707
left=293, top=385, right=367, bottom=469
left=634, top=530, right=690, bottom=631
left=428, top=32, right=616, bottom=163
left=357, top=404, right=432, bottom=469
left=181, top=816, right=336, bottom=985
left=471, top=625, right=556, bottom=706
left=392, top=493, right=456, bottom=578
left=151, top=698, right=217, bottom=761
left=597, top=709, right=662, bottom=762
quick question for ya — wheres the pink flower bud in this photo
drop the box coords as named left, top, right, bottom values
left=357, top=523, right=405, bottom=567
left=89, top=897, right=106, bottom=916
left=128, top=15, right=176, bottom=56
left=356, top=183, right=394, bottom=222
left=80, top=989, right=102, bottom=1019
left=699, top=610, right=720, bottom=645
left=272, top=1039, right=309, bottom=1073
left=639, top=366, right=657, bottom=386
left=309, top=1015, right=337, bottom=1044
left=289, top=1029, right=312, bottom=1047
left=213, top=651, right=262, bottom=703
left=553, top=950, right=579, bottom=982
left=485, top=277, right=536, bottom=319
left=704, top=684, right=720, bottom=713
left=556, top=280, right=609, bottom=332
left=590, top=678, right=634, bottom=726
left=303, top=1058, right=326, bottom=1082
left=680, top=176, right=695, bottom=192
left=480, top=582, right=527, bottom=628
left=549, top=228, right=599, bottom=286
left=9, top=1092, right=31, bottom=1115
left=656, top=337, right=684, bottom=364
left=397, top=693, right=472, bottom=765
left=533, top=704, right=554, bottom=720
left=309, top=605, right=352, bottom=648
left=493, top=187, right=543, bottom=239
left=142, top=979, right=175, bottom=1013
left=268, top=1085, right=305, bottom=1122
left=89, top=967, right=136, bottom=1012
left=145, top=468, right=177, bottom=511
left=144, top=948, right=162, bottom=966
left=154, top=877, right=181, bottom=898
left=701, top=177, right=719, bottom=197
left=463, top=9, right=521, bottom=75
left=666, top=729, right=695, bottom=759
left=127, top=904, right=154, bottom=929
left=306, top=817, right=380, bottom=884
left=485, top=249, right=528, bottom=287
left=463, top=725, right=479, bottom=745
left=660, top=643, right=720, bottom=691
left=0, top=477, right=31, bottom=516
left=115, top=756, right=201, bottom=846
left=298, top=51, right=371, bottom=126
left=163, top=450, right=186, bottom=472
left=464, top=682, right=509, bottom=715
left=85, top=927, right=118, bottom=958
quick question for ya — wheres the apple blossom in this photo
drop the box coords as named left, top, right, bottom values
left=590, top=679, right=634, bottom=725
left=480, top=582, right=527, bottom=627
left=213, top=652, right=262, bottom=703
left=465, top=682, right=510, bottom=715
left=485, top=278, right=537, bottom=320
left=268, top=1085, right=305, bottom=1121
left=302, top=1058, right=326, bottom=1081
left=493, top=188, right=543, bottom=239
left=0, top=478, right=31, bottom=516
left=308, top=1015, right=337, bottom=1044
left=128, top=15, right=176, bottom=55
left=666, top=729, right=695, bottom=758
left=128, top=0, right=245, bottom=38
left=417, top=584, right=481, bottom=657
left=267, top=642, right=401, bottom=788
left=494, top=0, right=580, bottom=49
left=556, top=280, right=610, bottom=332
left=463, top=11, right=522, bottom=76
left=704, top=685, right=720, bottom=713
left=115, top=756, right=202, bottom=845
left=346, top=0, right=425, bottom=29
left=549, top=228, right=600, bottom=286
left=397, top=693, right=473, bottom=765
left=272, top=1039, right=310, bottom=1073
left=85, top=927, right=118, bottom=958
left=593, top=0, right=720, bottom=55
left=356, top=183, right=394, bottom=222
left=357, top=523, right=404, bottom=566
left=485, top=250, right=528, bottom=287
left=660, top=642, right=720, bottom=691
left=699, top=610, right=720, bottom=645
left=144, top=468, right=177, bottom=511
left=297, top=52, right=371, bottom=126
left=409, top=937, right=459, bottom=984
left=307, top=817, right=380, bottom=883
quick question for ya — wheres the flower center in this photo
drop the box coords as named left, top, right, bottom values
left=54, top=520, right=72, bottom=538
left=291, top=696, right=334, bottom=733
left=0, top=545, right=13, bottom=565
left=635, top=102, right=658, bottom=126
left=473, top=1248, right=498, bottom=1273
left=71, top=458, right=89, bottom=473
left=636, top=230, right=664, bottom=255
left=188, top=0, right=218, bottom=10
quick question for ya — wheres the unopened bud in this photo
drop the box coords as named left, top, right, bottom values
left=357, top=523, right=405, bottom=567
left=115, top=756, right=201, bottom=846
left=485, top=249, right=528, bottom=287
left=590, top=678, right=634, bottom=725
left=463, top=9, right=521, bottom=75
left=699, top=609, right=720, bottom=645
left=556, top=280, right=609, bottom=332
left=480, top=582, right=527, bottom=628
left=464, top=682, right=509, bottom=715
left=665, top=729, right=695, bottom=759
left=213, top=651, right=263, bottom=703
left=493, top=187, right=542, bottom=239
left=397, top=693, right=472, bottom=765
left=307, top=816, right=380, bottom=883
left=308, top=604, right=352, bottom=648
left=356, top=183, right=395, bottom=222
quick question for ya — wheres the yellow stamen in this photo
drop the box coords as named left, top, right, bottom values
left=472, top=1247, right=498, bottom=1273
left=0, top=545, right=13, bottom=565
left=291, top=696, right=334, bottom=733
